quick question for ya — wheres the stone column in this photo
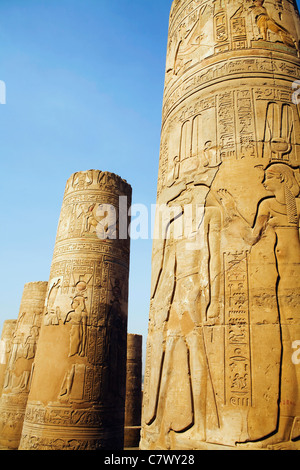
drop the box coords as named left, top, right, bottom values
left=0, top=282, right=47, bottom=449
left=141, top=0, right=300, bottom=450
left=19, top=170, right=131, bottom=450
left=0, top=320, right=17, bottom=396
left=124, top=334, right=142, bottom=448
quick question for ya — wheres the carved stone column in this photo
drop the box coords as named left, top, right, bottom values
left=0, top=282, right=47, bottom=449
left=141, top=0, right=300, bottom=450
left=19, top=170, right=131, bottom=450
left=0, top=320, right=17, bottom=396
left=124, top=334, right=142, bottom=448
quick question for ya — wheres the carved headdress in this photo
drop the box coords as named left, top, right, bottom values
left=267, top=163, right=300, bottom=224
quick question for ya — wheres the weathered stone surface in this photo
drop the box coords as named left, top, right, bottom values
left=19, top=170, right=131, bottom=450
left=124, top=334, right=142, bottom=448
left=0, top=320, right=17, bottom=396
left=141, top=0, right=300, bottom=450
left=0, top=282, right=47, bottom=450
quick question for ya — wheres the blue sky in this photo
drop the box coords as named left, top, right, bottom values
left=0, top=0, right=173, bottom=360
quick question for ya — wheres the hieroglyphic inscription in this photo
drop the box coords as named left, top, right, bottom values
left=19, top=171, right=131, bottom=451
left=236, top=89, right=257, bottom=158
left=224, top=251, right=252, bottom=408
left=214, top=1, right=229, bottom=54
left=231, top=16, right=247, bottom=50
left=162, top=59, right=300, bottom=122
left=217, top=91, right=236, bottom=160
left=169, top=0, right=206, bottom=34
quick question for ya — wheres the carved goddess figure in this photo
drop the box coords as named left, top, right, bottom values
left=219, top=163, right=300, bottom=444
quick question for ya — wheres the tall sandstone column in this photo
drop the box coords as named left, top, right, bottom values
left=124, top=334, right=142, bottom=448
left=0, top=320, right=17, bottom=396
left=0, top=282, right=47, bottom=449
left=19, top=170, right=131, bottom=450
left=141, top=0, right=300, bottom=450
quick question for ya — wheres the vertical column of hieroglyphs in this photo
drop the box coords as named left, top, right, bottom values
left=0, top=282, right=47, bottom=449
left=124, top=334, right=142, bottom=448
left=141, top=0, right=300, bottom=450
left=19, top=170, right=131, bottom=450
left=0, top=321, right=17, bottom=397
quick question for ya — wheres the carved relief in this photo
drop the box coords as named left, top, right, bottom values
left=142, top=0, right=300, bottom=451
left=217, top=163, right=300, bottom=445
left=263, top=102, right=297, bottom=161
left=64, top=296, right=88, bottom=358
left=164, top=0, right=300, bottom=108
left=172, top=11, right=201, bottom=76
left=0, top=320, right=16, bottom=397
left=223, top=251, right=252, bottom=410
left=19, top=171, right=131, bottom=451
left=249, top=0, right=297, bottom=49
left=0, top=282, right=47, bottom=450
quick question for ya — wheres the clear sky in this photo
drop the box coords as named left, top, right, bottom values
left=0, top=0, right=173, bottom=364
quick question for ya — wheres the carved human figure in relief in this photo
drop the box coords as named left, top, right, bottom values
left=23, top=325, right=40, bottom=360
left=250, top=0, right=296, bottom=48
left=64, top=296, right=88, bottom=357
left=84, top=203, right=100, bottom=233
left=143, top=164, right=223, bottom=448
left=219, top=164, right=300, bottom=250
left=44, top=280, right=61, bottom=326
left=219, top=163, right=300, bottom=443
left=59, top=365, right=75, bottom=399
left=83, top=202, right=118, bottom=239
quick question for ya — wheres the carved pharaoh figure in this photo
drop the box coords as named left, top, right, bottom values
left=141, top=0, right=300, bottom=450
